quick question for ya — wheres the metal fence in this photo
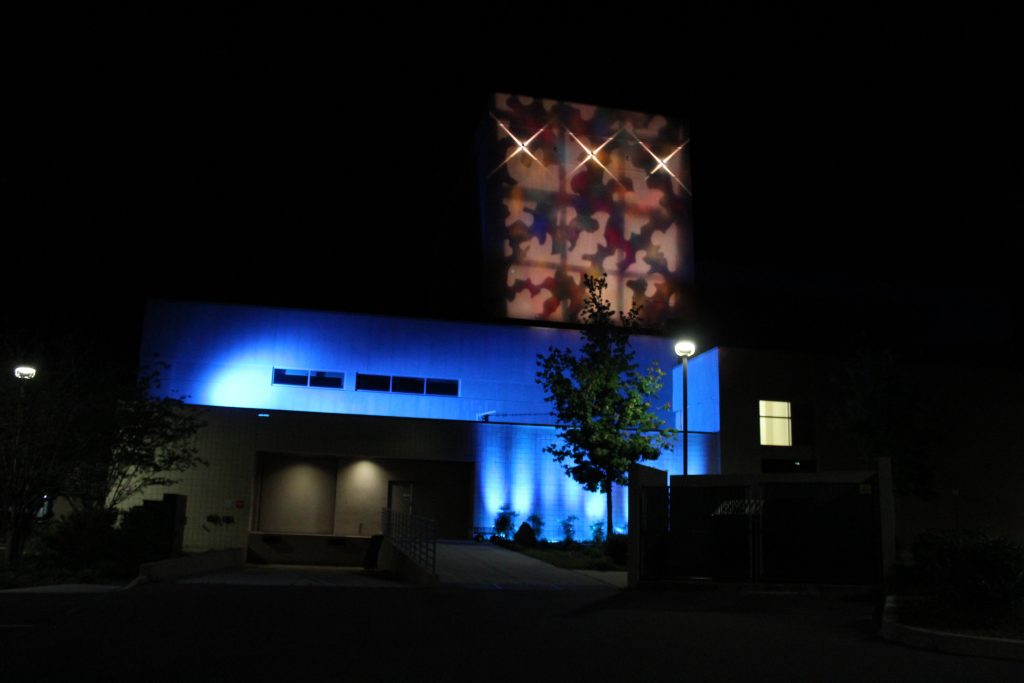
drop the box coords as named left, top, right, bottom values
left=639, top=473, right=882, bottom=585
left=381, top=507, right=437, bottom=574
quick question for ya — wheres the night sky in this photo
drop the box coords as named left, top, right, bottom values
left=5, top=6, right=1019, bottom=365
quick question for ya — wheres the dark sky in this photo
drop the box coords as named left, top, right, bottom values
left=4, top=6, right=1019, bottom=363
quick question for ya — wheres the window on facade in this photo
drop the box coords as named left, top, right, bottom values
left=425, top=378, right=459, bottom=396
left=273, top=368, right=309, bottom=386
left=309, top=371, right=344, bottom=389
left=391, top=376, right=426, bottom=394
left=355, top=373, right=391, bottom=392
left=759, top=400, right=792, bottom=446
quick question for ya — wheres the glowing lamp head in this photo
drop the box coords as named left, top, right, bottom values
left=674, top=340, right=696, bottom=358
left=14, top=366, right=36, bottom=379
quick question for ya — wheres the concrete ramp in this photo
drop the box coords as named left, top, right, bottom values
left=435, top=541, right=624, bottom=589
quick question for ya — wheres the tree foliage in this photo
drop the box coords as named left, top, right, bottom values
left=1, top=330, right=205, bottom=565
left=65, top=363, right=206, bottom=511
left=0, top=335, right=86, bottom=564
left=535, top=274, right=675, bottom=536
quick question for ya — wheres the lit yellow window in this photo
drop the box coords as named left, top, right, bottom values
left=759, top=400, right=792, bottom=446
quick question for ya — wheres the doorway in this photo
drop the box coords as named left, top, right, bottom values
left=387, top=481, right=414, bottom=515
left=256, top=454, right=337, bottom=535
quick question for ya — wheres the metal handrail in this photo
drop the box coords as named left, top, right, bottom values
left=381, top=507, right=437, bottom=574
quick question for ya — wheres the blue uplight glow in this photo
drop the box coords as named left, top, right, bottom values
left=473, top=423, right=644, bottom=540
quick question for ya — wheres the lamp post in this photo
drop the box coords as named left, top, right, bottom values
left=674, top=341, right=695, bottom=476
left=6, top=366, right=37, bottom=562
left=13, top=366, right=36, bottom=444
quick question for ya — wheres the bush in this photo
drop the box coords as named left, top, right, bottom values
left=591, top=521, right=605, bottom=545
left=560, top=515, right=578, bottom=544
left=526, top=514, right=544, bottom=539
left=607, top=533, right=628, bottom=565
left=912, top=530, right=1024, bottom=624
left=494, top=506, right=519, bottom=540
left=513, top=522, right=537, bottom=546
left=24, top=503, right=181, bottom=582
left=27, top=508, right=121, bottom=576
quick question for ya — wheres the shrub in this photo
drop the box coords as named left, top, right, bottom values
left=526, top=514, right=544, bottom=539
left=494, top=506, right=519, bottom=540
left=513, top=522, right=538, bottom=546
left=25, top=502, right=183, bottom=582
left=560, top=515, right=578, bottom=544
left=607, top=533, right=628, bottom=564
left=25, top=508, right=123, bottom=579
left=912, top=530, right=1024, bottom=624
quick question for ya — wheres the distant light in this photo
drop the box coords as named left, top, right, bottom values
left=14, top=366, right=36, bottom=379
left=257, top=412, right=270, bottom=418
left=674, top=341, right=696, bottom=358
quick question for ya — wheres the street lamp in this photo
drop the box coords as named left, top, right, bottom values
left=13, top=365, right=36, bottom=464
left=13, top=365, right=36, bottom=420
left=674, top=340, right=696, bottom=476
left=14, top=366, right=36, bottom=380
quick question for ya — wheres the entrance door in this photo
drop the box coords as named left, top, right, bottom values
left=388, top=481, right=414, bottom=515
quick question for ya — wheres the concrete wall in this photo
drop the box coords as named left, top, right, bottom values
left=715, top=348, right=863, bottom=475
left=333, top=458, right=473, bottom=539
left=135, top=405, right=689, bottom=550
left=247, top=533, right=370, bottom=567
left=256, top=454, right=337, bottom=534
left=627, top=463, right=669, bottom=587
left=242, top=451, right=474, bottom=540
left=123, top=407, right=258, bottom=553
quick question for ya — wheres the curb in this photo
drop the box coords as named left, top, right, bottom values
left=123, top=575, right=149, bottom=590
left=880, top=596, right=1024, bottom=661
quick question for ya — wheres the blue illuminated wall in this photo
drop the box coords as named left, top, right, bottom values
left=665, top=347, right=721, bottom=475
left=141, top=301, right=679, bottom=426
left=473, top=423, right=631, bottom=538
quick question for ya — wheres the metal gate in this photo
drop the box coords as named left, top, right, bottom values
left=639, top=472, right=881, bottom=584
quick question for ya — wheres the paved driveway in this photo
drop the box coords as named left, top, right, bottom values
left=435, top=540, right=625, bottom=588
left=3, top=580, right=1023, bottom=681
left=173, top=541, right=625, bottom=589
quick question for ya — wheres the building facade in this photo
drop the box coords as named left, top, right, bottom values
left=141, top=300, right=727, bottom=553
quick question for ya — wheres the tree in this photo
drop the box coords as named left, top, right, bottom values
left=65, top=362, right=206, bottom=511
left=1, top=329, right=205, bottom=565
left=0, top=354, right=78, bottom=564
left=0, top=331, right=99, bottom=564
left=535, top=274, right=675, bottom=538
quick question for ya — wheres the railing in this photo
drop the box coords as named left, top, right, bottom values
left=381, top=507, right=437, bottom=574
